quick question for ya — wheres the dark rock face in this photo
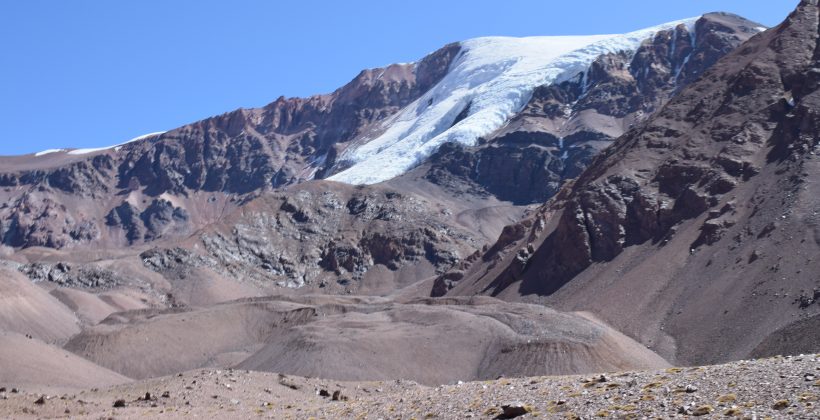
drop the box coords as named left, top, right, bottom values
left=141, top=199, right=190, bottom=241
left=106, top=199, right=190, bottom=244
left=0, top=192, right=100, bottom=249
left=106, top=202, right=143, bottom=243
left=139, top=247, right=217, bottom=284
left=423, top=13, right=762, bottom=205
left=0, top=155, right=115, bottom=197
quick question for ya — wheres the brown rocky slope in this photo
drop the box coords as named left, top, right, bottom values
left=0, top=354, right=816, bottom=419
left=435, top=0, right=820, bottom=367
left=61, top=295, right=668, bottom=384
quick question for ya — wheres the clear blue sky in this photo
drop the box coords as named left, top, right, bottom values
left=0, top=1, right=796, bottom=156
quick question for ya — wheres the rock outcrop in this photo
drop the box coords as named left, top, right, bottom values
left=141, top=182, right=478, bottom=291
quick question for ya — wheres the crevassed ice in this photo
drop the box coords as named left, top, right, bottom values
left=329, top=17, right=699, bottom=185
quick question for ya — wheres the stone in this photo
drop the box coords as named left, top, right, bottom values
left=331, top=390, right=347, bottom=401
left=772, top=400, right=790, bottom=410
left=692, top=405, right=713, bottom=416
left=497, top=403, right=533, bottom=419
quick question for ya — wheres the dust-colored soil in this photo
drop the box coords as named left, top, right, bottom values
left=60, top=295, right=667, bottom=384
left=0, top=354, right=816, bottom=419
left=0, top=332, right=130, bottom=391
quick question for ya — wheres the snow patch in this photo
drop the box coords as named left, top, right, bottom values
left=67, top=146, right=115, bottom=156
left=329, top=17, right=699, bottom=185
left=113, top=131, right=166, bottom=151
left=67, top=131, right=166, bottom=155
left=34, top=149, right=66, bottom=157
left=558, top=137, right=569, bottom=162
left=300, top=153, right=328, bottom=180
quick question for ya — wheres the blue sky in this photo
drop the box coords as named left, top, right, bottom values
left=0, top=1, right=795, bottom=156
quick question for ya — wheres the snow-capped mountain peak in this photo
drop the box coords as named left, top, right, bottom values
left=328, top=17, right=699, bottom=185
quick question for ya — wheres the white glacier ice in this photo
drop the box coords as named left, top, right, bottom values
left=329, top=17, right=699, bottom=185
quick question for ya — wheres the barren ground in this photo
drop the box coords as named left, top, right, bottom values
left=0, top=354, right=817, bottom=419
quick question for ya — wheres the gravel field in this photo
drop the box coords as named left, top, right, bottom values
left=1, top=354, right=817, bottom=419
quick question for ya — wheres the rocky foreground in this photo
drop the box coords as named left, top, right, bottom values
left=1, top=354, right=817, bottom=419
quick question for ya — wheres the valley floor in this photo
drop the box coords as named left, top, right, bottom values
left=1, top=354, right=817, bottom=419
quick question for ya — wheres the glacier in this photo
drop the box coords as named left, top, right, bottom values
left=328, top=17, right=699, bottom=185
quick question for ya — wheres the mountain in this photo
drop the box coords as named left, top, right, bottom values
left=0, top=14, right=757, bottom=257
left=329, top=14, right=762, bottom=190
left=414, top=13, right=764, bottom=204
left=434, top=0, right=820, bottom=367
left=0, top=6, right=797, bottom=390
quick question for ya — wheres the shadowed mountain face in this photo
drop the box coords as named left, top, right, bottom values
left=435, top=0, right=820, bottom=366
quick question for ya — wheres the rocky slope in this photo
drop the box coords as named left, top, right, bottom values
left=434, top=0, right=820, bottom=367
left=0, top=354, right=816, bottom=419
left=61, top=295, right=668, bottom=384
left=142, top=181, right=505, bottom=293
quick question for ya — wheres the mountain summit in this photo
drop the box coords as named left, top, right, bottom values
left=329, top=17, right=721, bottom=184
